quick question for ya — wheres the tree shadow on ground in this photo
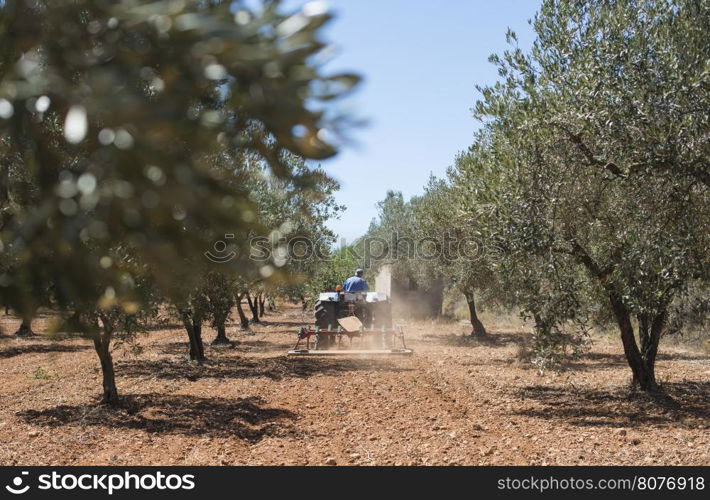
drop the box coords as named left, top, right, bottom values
left=421, top=331, right=526, bottom=348
left=513, top=381, right=709, bottom=429
left=143, top=323, right=184, bottom=332
left=17, top=394, right=296, bottom=441
left=156, top=338, right=288, bottom=356
left=564, top=351, right=709, bottom=372
left=657, top=352, right=710, bottom=362
left=230, top=340, right=287, bottom=352
left=116, top=355, right=412, bottom=382
left=255, top=320, right=307, bottom=329
left=154, top=342, right=193, bottom=356
left=0, top=344, right=90, bottom=359
left=562, top=352, right=628, bottom=371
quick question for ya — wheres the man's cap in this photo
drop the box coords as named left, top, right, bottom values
left=355, top=268, right=364, bottom=276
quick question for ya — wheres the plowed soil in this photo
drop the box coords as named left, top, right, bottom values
left=0, top=306, right=707, bottom=466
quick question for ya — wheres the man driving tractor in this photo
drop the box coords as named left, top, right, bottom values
left=289, top=267, right=410, bottom=355
left=343, top=268, right=369, bottom=292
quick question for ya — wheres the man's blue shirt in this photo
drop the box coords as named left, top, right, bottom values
left=343, top=276, right=369, bottom=292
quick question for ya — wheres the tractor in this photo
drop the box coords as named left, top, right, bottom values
left=315, top=291, right=392, bottom=332
left=288, top=290, right=412, bottom=355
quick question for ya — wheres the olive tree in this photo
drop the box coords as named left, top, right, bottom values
left=413, top=175, right=498, bottom=337
left=62, top=248, right=161, bottom=403
left=365, top=191, right=445, bottom=313
left=470, top=0, right=709, bottom=389
left=245, top=152, right=344, bottom=309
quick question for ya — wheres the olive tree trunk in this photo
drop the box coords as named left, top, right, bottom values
left=464, top=289, right=487, bottom=338
left=258, top=294, right=265, bottom=318
left=246, top=292, right=260, bottom=324
left=181, top=310, right=205, bottom=362
left=235, top=293, right=250, bottom=330
left=15, top=318, right=36, bottom=336
left=212, top=322, right=229, bottom=344
left=608, top=293, right=662, bottom=392
left=572, top=241, right=663, bottom=392
left=92, top=322, right=118, bottom=405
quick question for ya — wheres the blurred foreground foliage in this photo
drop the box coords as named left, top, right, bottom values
left=0, top=0, right=358, bottom=320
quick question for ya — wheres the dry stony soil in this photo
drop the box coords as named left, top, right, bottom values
left=0, top=305, right=707, bottom=466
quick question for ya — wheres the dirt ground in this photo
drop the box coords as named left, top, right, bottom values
left=0, top=305, right=707, bottom=466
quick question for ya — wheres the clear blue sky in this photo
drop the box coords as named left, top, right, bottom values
left=296, top=1, right=542, bottom=242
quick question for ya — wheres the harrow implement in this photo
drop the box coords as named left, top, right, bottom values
left=287, top=316, right=413, bottom=356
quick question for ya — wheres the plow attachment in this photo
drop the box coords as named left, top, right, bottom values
left=287, top=316, right=413, bottom=356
